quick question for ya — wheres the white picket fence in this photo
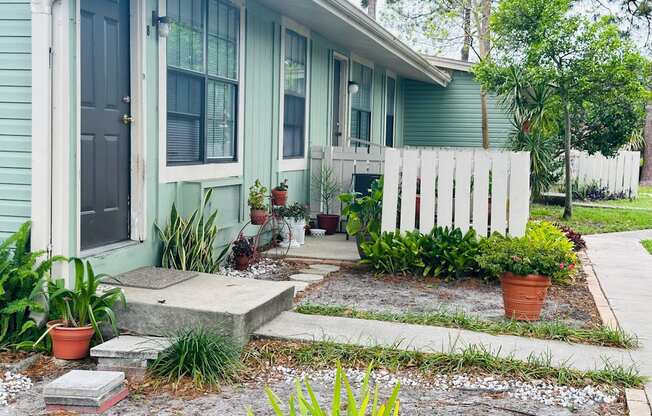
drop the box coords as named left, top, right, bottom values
left=571, top=150, right=640, bottom=198
left=381, top=148, right=531, bottom=237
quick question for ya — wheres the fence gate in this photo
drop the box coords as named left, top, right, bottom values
left=381, top=148, right=531, bottom=237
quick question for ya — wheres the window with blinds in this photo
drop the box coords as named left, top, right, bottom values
left=351, top=62, right=372, bottom=144
left=283, top=29, right=308, bottom=159
left=166, top=0, right=239, bottom=165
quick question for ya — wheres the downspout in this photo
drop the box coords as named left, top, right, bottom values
left=30, top=0, right=60, bottom=256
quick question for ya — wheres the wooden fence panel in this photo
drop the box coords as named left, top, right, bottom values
left=419, top=150, right=437, bottom=234
left=454, top=152, right=473, bottom=233
left=381, top=149, right=402, bottom=232
left=490, top=152, right=509, bottom=235
left=472, top=151, right=490, bottom=237
left=571, top=150, right=640, bottom=198
left=508, top=152, right=531, bottom=237
left=437, top=150, right=455, bottom=229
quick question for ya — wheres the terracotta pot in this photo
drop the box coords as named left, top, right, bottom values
left=235, top=255, right=250, bottom=271
left=47, top=320, right=95, bottom=360
left=250, top=209, right=268, bottom=225
left=271, top=189, right=288, bottom=206
left=317, top=214, right=340, bottom=235
left=500, top=272, right=551, bottom=321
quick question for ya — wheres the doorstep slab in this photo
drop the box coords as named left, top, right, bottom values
left=90, top=336, right=170, bottom=361
left=43, top=370, right=124, bottom=402
left=289, top=273, right=324, bottom=283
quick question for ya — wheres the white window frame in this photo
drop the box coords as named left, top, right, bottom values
left=158, top=0, right=246, bottom=183
left=384, top=70, right=397, bottom=147
left=349, top=56, right=374, bottom=146
left=278, top=17, right=311, bottom=172
left=331, top=51, right=349, bottom=147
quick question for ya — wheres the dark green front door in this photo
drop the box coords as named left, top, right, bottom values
left=80, top=0, right=131, bottom=250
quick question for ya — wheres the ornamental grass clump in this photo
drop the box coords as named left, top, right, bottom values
left=148, top=327, right=242, bottom=388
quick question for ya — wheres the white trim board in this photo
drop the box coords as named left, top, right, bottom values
left=157, top=0, right=246, bottom=183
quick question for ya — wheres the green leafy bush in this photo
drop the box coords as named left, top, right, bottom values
left=250, top=364, right=400, bottom=416
left=45, top=258, right=125, bottom=341
left=339, top=178, right=383, bottom=238
left=274, top=202, right=309, bottom=221
left=249, top=180, right=268, bottom=210
left=420, top=227, right=479, bottom=280
left=149, top=327, right=242, bottom=388
left=156, top=188, right=229, bottom=273
left=361, top=230, right=424, bottom=275
left=477, top=221, right=577, bottom=284
left=0, top=222, right=63, bottom=348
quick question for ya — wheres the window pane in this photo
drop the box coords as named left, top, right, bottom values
left=386, top=77, right=395, bottom=116
left=167, top=0, right=204, bottom=72
left=167, top=70, right=203, bottom=164
left=351, top=62, right=372, bottom=112
left=283, top=30, right=307, bottom=159
left=208, top=0, right=239, bottom=80
left=283, top=95, right=305, bottom=158
left=207, top=80, right=237, bottom=159
left=284, top=30, right=306, bottom=97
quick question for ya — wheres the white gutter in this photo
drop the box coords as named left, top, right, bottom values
left=316, top=0, right=452, bottom=86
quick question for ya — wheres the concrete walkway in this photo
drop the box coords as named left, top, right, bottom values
left=284, top=233, right=360, bottom=262
left=584, top=229, right=652, bottom=401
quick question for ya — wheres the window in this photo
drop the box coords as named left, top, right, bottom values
left=283, top=30, right=308, bottom=159
left=166, top=0, right=239, bottom=165
left=385, top=76, right=396, bottom=147
left=350, top=62, right=372, bottom=144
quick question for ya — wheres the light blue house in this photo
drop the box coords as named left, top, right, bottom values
left=0, top=0, right=510, bottom=278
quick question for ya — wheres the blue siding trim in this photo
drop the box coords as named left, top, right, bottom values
left=0, top=0, right=31, bottom=236
left=403, top=70, right=513, bottom=148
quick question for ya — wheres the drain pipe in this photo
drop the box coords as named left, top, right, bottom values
left=30, top=0, right=60, bottom=256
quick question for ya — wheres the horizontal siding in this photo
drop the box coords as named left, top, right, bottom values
left=403, top=70, right=512, bottom=148
left=0, top=0, right=31, bottom=237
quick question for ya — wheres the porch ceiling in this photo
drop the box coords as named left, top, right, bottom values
left=255, top=0, right=451, bottom=86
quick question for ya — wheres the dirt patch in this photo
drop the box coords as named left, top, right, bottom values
left=298, top=260, right=601, bottom=328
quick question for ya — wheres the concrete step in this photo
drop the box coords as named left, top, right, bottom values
left=44, top=370, right=128, bottom=413
left=91, top=336, right=170, bottom=378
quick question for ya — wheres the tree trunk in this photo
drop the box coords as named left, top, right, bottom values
left=563, top=99, right=573, bottom=219
left=367, top=0, right=377, bottom=19
left=479, top=0, right=491, bottom=149
left=461, top=0, right=472, bottom=61
left=641, top=103, right=652, bottom=185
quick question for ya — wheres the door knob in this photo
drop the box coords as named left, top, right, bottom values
left=121, top=114, right=134, bottom=125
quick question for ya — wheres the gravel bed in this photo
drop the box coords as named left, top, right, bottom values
left=298, top=264, right=599, bottom=327
left=0, top=372, right=32, bottom=406
left=219, top=258, right=299, bottom=281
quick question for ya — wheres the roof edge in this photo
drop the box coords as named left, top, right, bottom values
left=423, top=55, right=474, bottom=73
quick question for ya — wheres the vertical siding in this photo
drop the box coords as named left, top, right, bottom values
left=371, top=67, right=385, bottom=145
left=309, top=37, right=331, bottom=149
left=0, top=1, right=31, bottom=239
left=403, top=70, right=512, bottom=148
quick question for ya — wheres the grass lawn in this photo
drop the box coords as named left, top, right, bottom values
left=530, top=203, right=652, bottom=235
left=598, top=185, right=652, bottom=210
left=642, top=240, right=652, bottom=254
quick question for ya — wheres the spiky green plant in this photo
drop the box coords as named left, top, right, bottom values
left=148, top=327, right=242, bottom=388
left=0, top=221, right=64, bottom=349
left=155, top=188, right=229, bottom=273
left=44, top=258, right=125, bottom=342
left=249, top=364, right=400, bottom=416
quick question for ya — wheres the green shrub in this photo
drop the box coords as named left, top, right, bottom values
left=250, top=364, right=401, bottom=416
left=155, top=188, right=229, bottom=273
left=149, top=327, right=242, bottom=388
left=361, top=230, right=423, bottom=275
left=477, top=221, right=577, bottom=284
left=339, top=178, right=383, bottom=238
left=0, top=222, right=63, bottom=349
left=248, top=180, right=268, bottom=210
left=420, top=227, right=479, bottom=280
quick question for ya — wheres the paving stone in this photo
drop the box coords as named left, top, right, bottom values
left=291, top=281, right=311, bottom=295
left=299, top=268, right=329, bottom=276
left=289, top=273, right=324, bottom=283
left=44, top=370, right=124, bottom=407
left=308, top=264, right=340, bottom=273
left=91, top=336, right=170, bottom=361
left=45, top=386, right=129, bottom=414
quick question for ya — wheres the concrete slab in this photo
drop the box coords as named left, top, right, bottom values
left=90, top=336, right=170, bottom=361
left=45, top=386, right=129, bottom=413
left=289, top=273, right=324, bottom=283
left=308, top=264, right=340, bottom=273
left=254, top=312, right=636, bottom=373
left=111, top=273, right=295, bottom=345
left=105, top=267, right=198, bottom=289
left=284, top=234, right=360, bottom=261
left=298, top=268, right=328, bottom=276
left=44, top=370, right=124, bottom=405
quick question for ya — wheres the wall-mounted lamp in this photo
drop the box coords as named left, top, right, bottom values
left=152, top=12, right=172, bottom=38
left=348, top=81, right=360, bottom=95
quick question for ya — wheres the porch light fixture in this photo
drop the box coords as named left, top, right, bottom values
left=348, top=81, right=360, bottom=95
left=152, top=13, right=172, bottom=38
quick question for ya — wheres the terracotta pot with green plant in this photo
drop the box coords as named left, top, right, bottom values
left=339, top=177, right=383, bottom=258
left=312, top=166, right=341, bottom=235
left=248, top=180, right=268, bottom=225
left=232, top=233, right=254, bottom=271
left=477, top=221, right=576, bottom=321
left=39, top=258, right=125, bottom=360
left=271, top=179, right=288, bottom=206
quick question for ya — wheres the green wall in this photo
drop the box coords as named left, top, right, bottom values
left=0, top=0, right=31, bottom=239
left=402, top=70, right=512, bottom=148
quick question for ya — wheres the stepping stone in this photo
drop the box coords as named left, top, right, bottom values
left=291, top=281, right=310, bottom=295
left=299, top=268, right=329, bottom=276
left=44, top=370, right=128, bottom=413
left=91, top=336, right=170, bottom=380
left=308, top=264, right=340, bottom=273
left=289, top=273, right=324, bottom=283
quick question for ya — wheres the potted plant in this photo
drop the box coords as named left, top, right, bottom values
left=232, top=233, right=254, bottom=271
left=477, top=222, right=576, bottom=321
left=339, top=178, right=383, bottom=258
left=312, top=166, right=341, bottom=235
left=42, top=258, right=125, bottom=360
left=248, top=180, right=268, bottom=225
left=271, top=179, right=289, bottom=206
left=275, top=202, right=308, bottom=246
